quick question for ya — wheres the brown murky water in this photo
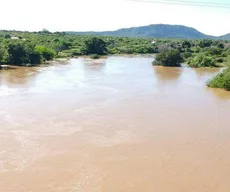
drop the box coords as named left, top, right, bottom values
left=0, top=56, right=230, bottom=192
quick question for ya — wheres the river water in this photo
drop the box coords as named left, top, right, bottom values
left=0, top=56, right=230, bottom=192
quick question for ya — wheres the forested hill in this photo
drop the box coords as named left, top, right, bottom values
left=67, top=24, right=230, bottom=40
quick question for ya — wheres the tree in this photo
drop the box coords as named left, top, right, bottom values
left=83, top=37, right=107, bottom=55
left=216, top=42, right=225, bottom=49
left=35, top=45, right=55, bottom=61
left=7, top=43, right=27, bottom=65
left=152, top=49, right=183, bottom=67
left=25, top=46, right=42, bottom=64
left=198, top=40, right=213, bottom=48
left=52, top=42, right=68, bottom=55
left=182, top=40, right=191, bottom=48
left=4, top=34, right=11, bottom=39
left=7, top=43, right=42, bottom=65
left=0, top=44, right=7, bottom=64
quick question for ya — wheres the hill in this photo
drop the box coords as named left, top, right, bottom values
left=219, top=33, right=230, bottom=40
left=67, top=24, right=230, bottom=40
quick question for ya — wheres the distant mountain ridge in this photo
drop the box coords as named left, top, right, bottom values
left=67, top=24, right=230, bottom=40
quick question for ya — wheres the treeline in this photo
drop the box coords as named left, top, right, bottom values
left=154, top=39, right=230, bottom=67
left=0, top=43, right=55, bottom=66
left=1, top=30, right=230, bottom=66
left=0, top=30, right=159, bottom=66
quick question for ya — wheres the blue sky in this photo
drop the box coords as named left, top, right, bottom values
left=0, top=0, right=229, bottom=36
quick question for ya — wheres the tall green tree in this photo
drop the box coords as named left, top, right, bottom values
left=7, top=43, right=27, bottom=65
left=7, top=43, right=42, bottom=65
left=83, top=37, right=107, bottom=55
left=153, top=49, right=183, bottom=67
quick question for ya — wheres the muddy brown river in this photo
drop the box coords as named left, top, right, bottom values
left=0, top=56, right=230, bottom=192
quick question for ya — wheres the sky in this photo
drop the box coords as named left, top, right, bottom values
left=0, top=0, right=230, bottom=36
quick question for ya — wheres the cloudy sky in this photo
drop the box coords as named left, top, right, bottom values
left=0, top=0, right=229, bottom=36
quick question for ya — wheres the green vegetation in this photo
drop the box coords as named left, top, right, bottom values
left=187, top=54, right=217, bottom=68
left=7, top=43, right=42, bottom=65
left=0, top=29, right=230, bottom=90
left=90, top=54, right=101, bottom=59
left=207, top=68, right=230, bottom=91
left=35, top=45, right=55, bottom=61
left=83, top=37, right=107, bottom=55
left=0, top=30, right=229, bottom=69
left=153, top=49, right=183, bottom=67
left=0, top=30, right=159, bottom=66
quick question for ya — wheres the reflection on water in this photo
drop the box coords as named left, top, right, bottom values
left=193, top=67, right=221, bottom=81
left=0, top=56, right=230, bottom=192
left=83, top=58, right=107, bottom=73
left=208, top=87, right=230, bottom=100
left=0, top=67, right=39, bottom=87
left=153, top=66, right=183, bottom=82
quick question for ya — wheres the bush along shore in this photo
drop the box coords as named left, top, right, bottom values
left=207, top=67, right=230, bottom=91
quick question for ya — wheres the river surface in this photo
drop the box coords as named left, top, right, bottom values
left=0, top=56, right=230, bottom=192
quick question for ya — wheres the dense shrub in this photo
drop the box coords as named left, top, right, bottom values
left=0, top=45, right=7, bottom=64
left=182, top=40, right=191, bottom=48
left=7, top=43, right=42, bottom=65
left=90, top=54, right=101, bottom=59
left=181, top=52, right=192, bottom=59
left=188, top=54, right=217, bottom=68
left=152, top=49, right=183, bottom=67
left=198, top=40, right=213, bottom=48
left=207, top=68, right=230, bottom=91
left=35, top=45, right=55, bottom=61
left=204, top=47, right=223, bottom=56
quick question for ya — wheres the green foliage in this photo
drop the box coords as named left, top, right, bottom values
left=188, top=54, right=217, bottom=68
left=207, top=68, right=230, bottom=91
left=182, top=40, right=191, bottom=48
left=181, top=52, right=192, bottom=59
left=0, top=44, right=7, bottom=64
left=35, top=45, right=55, bottom=61
left=90, top=54, right=101, bottom=59
left=4, top=34, right=11, bottom=39
left=198, top=40, right=213, bottom=48
left=204, top=47, right=223, bottom=56
left=26, top=47, right=42, bottom=64
left=70, top=49, right=82, bottom=57
left=216, top=42, right=225, bottom=49
left=7, top=43, right=42, bottom=65
left=0, top=29, right=229, bottom=68
left=7, top=43, right=27, bottom=65
left=83, top=37, right=107, bottom=55
left=153, top=49, right=183, bottom=67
